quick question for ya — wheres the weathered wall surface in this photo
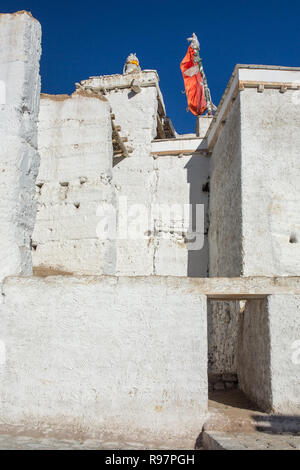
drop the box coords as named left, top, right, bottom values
left=0, top=275, right=208, bottom=447
left=209, top=81, right=300, bottom=278
left=151, top=154, right=209, bottom=277
left=209, top=96, right=242, bottom=277
left=208, top=300, right=240, bottom=378
left=32, top=93, right=116, bottom=275
left=35, top=72, right=210, bottom=277
left=268, top=295, right=300, bottom=414
left=237, top=298, right=272, bottom=410
left=109, top=84, right=159, bottom=276
left=97, top=75, right=209, bottom=277
left=0, top=11, right=41, bottom=280
left=240, top=88, right=300, bottom=276
left=208, top=71, right=300, bottom=377
left=112, top=149, right=209, bottom=277
left=238, top=295, right=300, bottom=413
left=208, top=97, right=242, bottom=376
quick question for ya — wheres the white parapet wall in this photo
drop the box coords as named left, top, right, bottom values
left=32, top=92, right=116, bottom=276
left=0, top=275, right=208, bottom=447
left=0, top=11, right=41, bottom=280
left=0, top=275, right=299, bottom=443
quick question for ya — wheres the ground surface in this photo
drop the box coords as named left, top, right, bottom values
left=203, top=389, right=300, bottom=450
left=0, top=390, right=299, bottom=450
left=0, top=434, right=176, bottom=450
left=202, top=431, right=300, bottom=450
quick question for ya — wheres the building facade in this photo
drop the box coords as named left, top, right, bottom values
left=0, top=11, right=299, bottom=448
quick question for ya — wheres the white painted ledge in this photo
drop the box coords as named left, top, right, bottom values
left=2, top=275, right=300, bottom=300
left=207, top=65, right=300, bottom=150
left=151, top=137, right=208, bottom=156
left=80, top=70, right=166, bottom=115
left=81, top=70, right=160, bottom=90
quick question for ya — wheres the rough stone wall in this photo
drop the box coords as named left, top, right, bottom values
left=32, top=93, right=116, bottom=275
left=207, top=300, right=240, bottom=378
left=240, top=88, right=300, bottom=276
left=0, top=275, right=208, bottom=447
left=0, top=11, right=41, bottom=280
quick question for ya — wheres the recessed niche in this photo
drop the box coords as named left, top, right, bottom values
left=31, top=241, right=37, bottom=251
left=80, top=177, right=87, bottom=185
left=289, top=234, right=298, bottom=244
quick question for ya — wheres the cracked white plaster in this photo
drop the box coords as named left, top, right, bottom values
left=0, top=12, right=41, bottom=280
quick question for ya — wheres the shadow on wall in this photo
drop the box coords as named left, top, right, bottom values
left=185, top=154, right=210, bottom=277
left=252, top=415, right=300, bottom=434
left=113, top=155, right=126, bottom=167
left=207, top=300, right=240, bottom=385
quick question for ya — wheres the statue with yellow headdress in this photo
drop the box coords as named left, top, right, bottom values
left=123, top=53, right=141, bottom=74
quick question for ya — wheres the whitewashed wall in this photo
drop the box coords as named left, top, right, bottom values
left=238, top=295, right=300, bottom=413
left=208, top=69, right=300, bottom=378
left=0, top=275, right=208, bottom=447
left=34, top=73, right=209, bottom=277
left=209, top=72, right=300, bottom=277
left=88, top=74, right=209, bottom=277
left=0, top=12, right=41, bottom=280
left=32, top=93, right=116, bottom=275
left=209, top=96, right=243, bottom=277
left=153, top=155, right=209, bottom=277
left=113, top=152, right=209, bottom=277
left=109, top=84, right=159, bottom=275
left=240, top=88, right=300, bottom=276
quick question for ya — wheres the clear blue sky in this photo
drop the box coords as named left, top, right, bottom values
left=1, top=0, right=299, bottom=134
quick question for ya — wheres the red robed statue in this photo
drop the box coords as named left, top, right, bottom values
left=180, top=33, right=216, bottom=116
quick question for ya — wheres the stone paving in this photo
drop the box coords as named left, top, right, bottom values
left=202, top=431, right=300, bottom=450
left=0, top=434, right=183, bottom=450
left=1, top=431, right=300, bottom=450
left=202, top=390, right=300, bottom=450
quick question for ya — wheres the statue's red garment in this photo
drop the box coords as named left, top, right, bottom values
left=180, top=46, right=207, bottom=116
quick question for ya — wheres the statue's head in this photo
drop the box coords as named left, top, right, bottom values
left=187, top=33, right=200, bottom=51
left=123, top=53, right=141, bottom=74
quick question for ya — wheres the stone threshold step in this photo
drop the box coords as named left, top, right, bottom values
left=202, top=431, right=300, bottom=450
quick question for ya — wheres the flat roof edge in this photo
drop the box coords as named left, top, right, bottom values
left=206, top=64, right=300, bottom=150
